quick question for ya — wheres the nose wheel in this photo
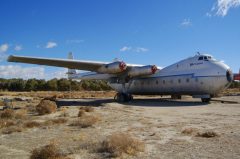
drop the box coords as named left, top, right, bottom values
left=114, top=93, right=133, bottom=102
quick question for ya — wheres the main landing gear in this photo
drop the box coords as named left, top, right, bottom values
left=114, top=93, right=133, bottom=102
left=201, top=98, right=211, bottom=103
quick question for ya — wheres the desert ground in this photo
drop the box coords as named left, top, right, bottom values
left=0, top=91, right=240, bottom=159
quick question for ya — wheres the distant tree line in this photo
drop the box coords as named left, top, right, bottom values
left=0, top=78, right=112, bottom=91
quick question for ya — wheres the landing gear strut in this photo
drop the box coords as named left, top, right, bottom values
left=114, top=93, right=133, bottom=103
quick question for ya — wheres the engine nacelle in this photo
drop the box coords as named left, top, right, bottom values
left=98, top=61, right=127, bottom=74
left=128, top=65, right=158, bottom=77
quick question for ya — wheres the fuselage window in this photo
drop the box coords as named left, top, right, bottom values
left=195, top=78, right=198, bottom=82
left=156, top=80, right=159, bottom=85
left=204, top=56, right=208, bottom=61
left=170, top=80, right=173, bottom=84
left=198, top=56, right=203, bottom=60
left=163, top=80, right=165, bottom=84
left=186, top=78, right=190, bottom=83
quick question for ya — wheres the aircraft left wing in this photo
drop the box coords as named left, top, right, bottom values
left=8, top=55, right=108, bottom=72
left=8, top=55, right=160, bottom=78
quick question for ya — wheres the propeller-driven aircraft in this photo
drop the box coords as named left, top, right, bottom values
left=8, top=53, right=238, bottom=102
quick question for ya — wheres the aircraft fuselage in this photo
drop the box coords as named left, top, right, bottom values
left=109, top=54, right=232, bottom=98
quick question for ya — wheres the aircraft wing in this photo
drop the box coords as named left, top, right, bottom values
left=8, top=55, right=107, bottom=72
left=8, top=55, right=160, bottom=78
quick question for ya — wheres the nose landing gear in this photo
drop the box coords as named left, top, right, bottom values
left=114, top=93, right=133, bottom=102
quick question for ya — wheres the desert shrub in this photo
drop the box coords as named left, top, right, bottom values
left=36, top=100, right=57, bottom=115
left=196, top=131, right=219, bottom=138
left=70, top=115, right=99, bottom=128
left=2, top=126, right=23, bottom=134
left=80, top=106, right=94, bottom=112
left=15, top=109, right=27, bottom=119
left=0, top=109, right=15, bottom=119
left=24, top=121, right=42, bottom=128
left=43, top=95, right=57, bottom=101
left=0, top=120, right=15, bottom=129
left=181, top=127, right=198, bottom=135
left=49, top=118, right=68, bottom=124
left=78, top=110, right=85, bottom=117
left=0, top=100, right=4, bottom=106
left=30, top=143, right=68, bottom=159
left=100, top=132, right=145, bottom=157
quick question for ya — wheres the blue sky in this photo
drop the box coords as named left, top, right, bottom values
left=0, top=0, right=240, bottom=79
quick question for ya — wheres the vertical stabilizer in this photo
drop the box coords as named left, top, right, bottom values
left=67, top=52, right=76, bottom=79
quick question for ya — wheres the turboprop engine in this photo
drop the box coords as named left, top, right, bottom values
left=128, top=65, right=158, bottom=77
left=98, top=61, right=127, bottom=74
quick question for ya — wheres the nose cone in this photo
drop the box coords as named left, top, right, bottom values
left=213, top=61, right=232, bottom=85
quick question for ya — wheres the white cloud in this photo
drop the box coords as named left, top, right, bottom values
left=120, top=46, right=132, bottom=52
left=120, top=46, right=149, bottom=53
left=14, top=45, right=22, bottom=51
left=180, top=19, right=192, bottom=27
left=0, top=65, right=68, bottom=79
left=45, top=41, right=57, bottom=48
left=135, top=47, right=149, bottom=52
left=206, top=12, right=212, bottom=17
left=210, top=0, right=240, bottom=17
left=0, top=65, right=45, bottom=79
left=0, top=43, right=9, bottom=53
left=45, top=68, right=67, bottom=80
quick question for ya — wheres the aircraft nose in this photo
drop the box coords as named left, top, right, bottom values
left=226, top=69, right=233, bottom=82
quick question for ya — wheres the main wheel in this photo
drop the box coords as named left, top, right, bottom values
left=201, top=98, right=211, bottom=103
left=114, top=93, right=133, bottom=103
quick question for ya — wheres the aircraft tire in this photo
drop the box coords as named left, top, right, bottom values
left=201, top=98, right=211, bottom=103
left=114, top=93, right=133, bottom=103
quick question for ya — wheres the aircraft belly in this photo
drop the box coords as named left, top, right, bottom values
left=108, top=75, right=227, bottom=96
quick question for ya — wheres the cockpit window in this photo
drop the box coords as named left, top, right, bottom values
left=204, top=56, right=207, bottom=60
left=208, top=56, right=211, bottom=59
left=198, top=56, right=203, bottom=60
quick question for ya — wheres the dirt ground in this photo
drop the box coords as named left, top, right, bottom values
left=0, top=91, right=240, bottom=159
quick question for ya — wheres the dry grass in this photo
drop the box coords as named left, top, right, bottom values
left=24, top=121, right=42, bottom=128
left=30, top=143, right=68, bottom=159
left=0, top=109, right=15, bottom=119
left=196, top=130, right=219, bottom=138
left=0, top=109, right=28, bottom=120
left=59, top=108, right=69, bottom=117
left=43, top=95, right=58, bottom=101
left=181, top=127, right=198, bottom=135
left=49, top=118, right=68, bottom=124
left=0, top=100, right=5, bottom=106
left=15, top=109, right=28, bottom=119
left=1, top=126, right=23, bottom=134
left=0, top=120, right=15, bottom=129
left=80, top=106, right=94, bottom=112
left=70, top=115, right=99, bottom=128
left=100, top=132, right=145, bottom=157
left=78, top=110, right=85, bottom=117
left=36, top=100, right=57, bottom=115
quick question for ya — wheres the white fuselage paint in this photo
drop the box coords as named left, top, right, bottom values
left=109, top=55, right=232, bottom=96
